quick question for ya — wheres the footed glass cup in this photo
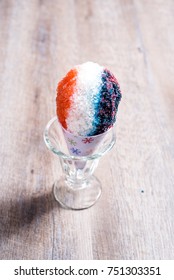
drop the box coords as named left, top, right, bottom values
left=44, top=117, right=116, bottom=210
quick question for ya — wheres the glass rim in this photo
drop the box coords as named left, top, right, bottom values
left=44, top=116, right=116, bottom=160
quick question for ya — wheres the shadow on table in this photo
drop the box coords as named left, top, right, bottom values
left=0, top=189, right=59, bottom=240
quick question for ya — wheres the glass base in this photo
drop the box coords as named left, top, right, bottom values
left=53, top=176, right=102, bottom=210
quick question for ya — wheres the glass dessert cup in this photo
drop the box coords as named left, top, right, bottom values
left=44, top=116, right=116, bottom=210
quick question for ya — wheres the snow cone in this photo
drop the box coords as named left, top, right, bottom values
left=56, top=62, right=122, bottom=159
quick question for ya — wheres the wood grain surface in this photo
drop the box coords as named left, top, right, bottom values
left=0, top=0, right=174, bottom=260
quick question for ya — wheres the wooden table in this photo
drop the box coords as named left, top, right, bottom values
left=0, top=0, right=174, bottom=260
